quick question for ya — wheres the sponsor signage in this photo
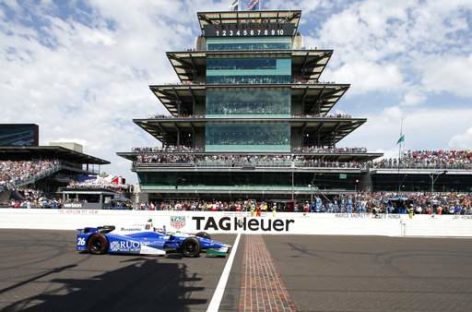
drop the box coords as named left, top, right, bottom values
left=334, top=213, right=400, bottom=219
left=192, top=216, right=295, bottom=232
left=170, top=216, right=186, bottom=230
left=454, top=215, right=472, bottom=220
left=203, top=23, right=295, bottom=37
left=59, top=208, right=99, bottom=214
left=63, top=203, right=83, bottom=208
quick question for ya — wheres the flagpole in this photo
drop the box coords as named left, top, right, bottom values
left=397, top=117, right=404, bottom=192
left=230, top=0, right=239, bottom=11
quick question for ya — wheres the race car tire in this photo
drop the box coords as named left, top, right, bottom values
left=87, top=233, right=109, bottom=255
left=181, top=237, right=201, bottom=257
left=195, top=231, right=211, bottom=240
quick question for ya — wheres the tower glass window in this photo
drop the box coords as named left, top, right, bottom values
left=206, top=88, right=291, bottom=117
left=206, top=37, right=292, bottom=50
left=205, top=122, right=290, bottom=152
left=206, top=58, right=291, bottom=84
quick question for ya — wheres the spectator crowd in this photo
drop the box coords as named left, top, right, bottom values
left=130, top=146, right=471, bottom=170
left=0, top=160, right=59, bottom=186
left=133, top=145, right=368, bottom=154
left=136, top=192, right=472, bottom=215
left=135, top=153, right=364, bottom=168
left=150, top=113, right=353, bottom=119
left=3, top=188, right=62, bottom=209
left=373, top=150, right=472, bottom=169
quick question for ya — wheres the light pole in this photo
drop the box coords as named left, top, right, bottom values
left=430, top=170, right=447, bottom=192
left=291, top=154, right=295, bottom=201
left=308, top=184, right=313, bottom=202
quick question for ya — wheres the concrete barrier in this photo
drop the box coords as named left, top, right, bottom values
left=0, top=209, right=471, bottom=237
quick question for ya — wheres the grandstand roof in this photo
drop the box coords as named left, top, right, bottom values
left=197, top=10, right=302, bottom=31
left=166, top=49, right=332, bottom=83
left=133, top=117, right=365, bottom=146
left=150, top=83, right=349, bottom=116
left=0, top=146, right=110, bottom=164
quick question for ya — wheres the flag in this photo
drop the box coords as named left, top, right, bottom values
left=247, top=0, right=259, bottom=11
left=396, top=134, right=405, bottom=145
left=230, top=0, right=239, bottom=11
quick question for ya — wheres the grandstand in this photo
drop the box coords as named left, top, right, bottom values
left=369, top=150, right=472, bottom=192
left=0, top=145, right=110, bottom=205
left=118, top=9, right=386, bottom=203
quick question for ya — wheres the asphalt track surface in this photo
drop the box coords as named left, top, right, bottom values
left=1, top=230, right=472, bottom=312
left=0, top=230, right=235, bottom=312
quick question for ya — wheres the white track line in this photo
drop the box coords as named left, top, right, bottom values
left=206, top=232, right=242, bottom=312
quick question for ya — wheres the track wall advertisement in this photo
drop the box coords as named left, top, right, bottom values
left=0, top=209, right=472, bottom=237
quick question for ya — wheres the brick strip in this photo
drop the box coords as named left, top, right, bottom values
left=239, top=235, right=297, bottom=312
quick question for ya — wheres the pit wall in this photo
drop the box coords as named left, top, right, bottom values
left=0, top=209, right=471, bottom=237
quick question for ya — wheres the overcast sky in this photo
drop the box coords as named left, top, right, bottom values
left=1, top=0, right=471, bottom=183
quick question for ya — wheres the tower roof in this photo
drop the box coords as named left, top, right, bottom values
left=167, top=49, right=332, bottom=83
left=150, top=83, right=349, bottom=116
left=197, top=10, right=302, bottom=33
left=134, top=116, right=365, bottom=146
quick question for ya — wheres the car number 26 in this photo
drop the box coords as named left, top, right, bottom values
left=77, top=237, right=86, bottom=246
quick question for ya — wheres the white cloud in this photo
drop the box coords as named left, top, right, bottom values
left=0, top=0, right=471, bottom=186
left=0, top=0, right=228, bottom=183
left=342, top=106, right=472, bottom=151
left=419, top=55, right=472, bottom=97
left=309, top=0, right=472, bottom=99
left=401, top=89, right=426, bottom=106
left=267, top=0, right=323, bottom=15
left=449, top=128, right=472, bottom=149
left=325, top=61, right=403, bottom=93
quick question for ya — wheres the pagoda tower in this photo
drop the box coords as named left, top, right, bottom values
left=118, top=9, right=382, bottom=204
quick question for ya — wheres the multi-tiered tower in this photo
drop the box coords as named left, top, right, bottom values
left=118, top=10, right=382, bottom=204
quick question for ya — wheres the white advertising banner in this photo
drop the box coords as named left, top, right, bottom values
left=0, top=209, right=471, bottom=237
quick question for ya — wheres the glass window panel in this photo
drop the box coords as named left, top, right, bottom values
left=207, top=58, right=290, bottom=71
left=206, top=75, right=291, bottom=84
left=206, top=58, right=291, bottom=84
left=207, top=37, right=292, bottom=50
left=206, top=88, right=291, bottom=117
left=205, top=123, right=290, bottom=152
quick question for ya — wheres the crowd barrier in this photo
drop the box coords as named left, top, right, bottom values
left=1, top=209, right=471, bottom=237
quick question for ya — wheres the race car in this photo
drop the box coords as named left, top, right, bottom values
left=76, top=225, right=230, bottom=257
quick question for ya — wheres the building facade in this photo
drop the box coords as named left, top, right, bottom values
left=118, top=10, right=384, bottom=203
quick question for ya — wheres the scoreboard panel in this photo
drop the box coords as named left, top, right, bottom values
left=0, top=124, right=39, bottom=146
left=203, top=23, right=295, bottom=37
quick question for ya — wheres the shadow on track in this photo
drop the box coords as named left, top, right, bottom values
left=3, top=257, right=206, bottom=312
left=0, top=264, right=77, bottom=295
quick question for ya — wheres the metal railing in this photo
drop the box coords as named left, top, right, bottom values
left=133, top=160, right=364, bottom=169
left=12, top=164, right=61, bottom=187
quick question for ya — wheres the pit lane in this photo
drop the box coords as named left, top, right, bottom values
left=0, top=229, right=235, bottom=312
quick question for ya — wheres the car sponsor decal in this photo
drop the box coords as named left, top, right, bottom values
left=120, top=227, right=144, bottom=232
left=109, top=240, right=141, bottom=252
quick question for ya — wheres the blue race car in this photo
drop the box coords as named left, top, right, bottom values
left=76, top=225, right=230, bottom=257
